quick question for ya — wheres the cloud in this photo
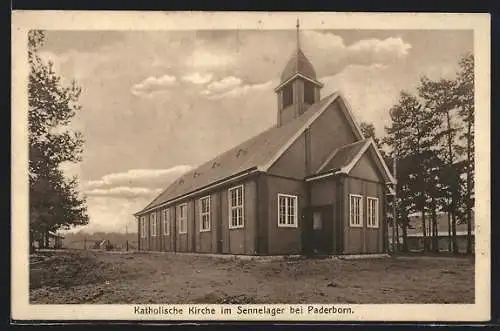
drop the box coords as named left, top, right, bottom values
left=83, top=166, right=193, bottom=191
left=71, top=166, right=193, bottom=233
left=182, top=72, right=213, bottom=84
left=38, top=50, right=112, bottom=82
left=85, top=186, right=162, bottom=198
left=347, top=37, right=412, bottom=63
left=130, top=74, right=177, bottom=97
left=301, top=31, right=412, bottom=75
left=65, top=196, right=149, bottom=234
left=206, top=80, right=274, bottom=100
left=206, top=76, right=242, bottom=92
left=185, top=49, right=234, bottom=68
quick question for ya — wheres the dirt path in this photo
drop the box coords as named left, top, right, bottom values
left=29, top=250, right=474, bottom=304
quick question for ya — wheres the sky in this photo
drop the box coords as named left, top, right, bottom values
left=38, top=28, right=473, bottom=234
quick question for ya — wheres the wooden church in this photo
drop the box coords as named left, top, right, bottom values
left=134, top=24, right=396, bottom=256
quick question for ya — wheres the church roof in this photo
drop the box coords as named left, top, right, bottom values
left=280, top=48, right=317, bottom=83
left=316, top=139, right=369, bottom=173
left=308, top=138, right=396, bottom=184
left=136, top=92, right=343, bottom=215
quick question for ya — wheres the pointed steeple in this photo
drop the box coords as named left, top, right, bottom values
left=278, top=20, right=321, bottom=84
left=274, top=20, right=324, bottom=127
left=296, top=18, right=300, bottom=52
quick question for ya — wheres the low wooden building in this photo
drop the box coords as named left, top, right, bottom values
left=134, top=27, right=396, bottom=256
left=405, top=213, right=475, bottom=253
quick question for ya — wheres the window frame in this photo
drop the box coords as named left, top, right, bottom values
left=366, top=196, right=379, bottom=228
left=150, top=212, right=157, bottom=237
left=199, top=196, right=211, bottom=232
left=177, top=203, right=188, bottom=234
left=140, top=216, right=147, bottom=238
left=162, top=208, right=170, bottom=236
left=277, top=193, right=299, bottom=228
left=228, top=185, right=244, bottom=229
left=349, top=194, right=363, bottom=228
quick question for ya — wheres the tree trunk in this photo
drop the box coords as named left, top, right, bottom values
left=447, top=211, right=452, bottom=252
left=466, top=121, right=473, bottom=255
left=451, top=213, right=458, bottom=254
left=421, top=209, right=428, bottom=252
left=29, top=231, right=35, bottom=254
left=431, top=207, right=439, bottom=252
left=466, top=207, right=473, bottom=254
left=401, top=218, right=408, bottom=252
left=395, top=217, right=400, bottom=252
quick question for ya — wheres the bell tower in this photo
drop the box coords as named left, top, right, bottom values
left=275, top=19, right=324, bottom=127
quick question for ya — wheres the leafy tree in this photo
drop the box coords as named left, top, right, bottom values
left=360, top=122, right=379, bottom=145
left=383, top=96, right=416, bottom=252
left=418, top=77, right=463, bottom=253
left=28, top=30, right=89, bottom=251
left=455, top=53, right=474, bottom=254
left=384, top=91, right=442, bottom=251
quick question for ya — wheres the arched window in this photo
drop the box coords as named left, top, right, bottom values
left=304, top=81, right=315, bottom=104
left=282, top=84, right=293, bottom=108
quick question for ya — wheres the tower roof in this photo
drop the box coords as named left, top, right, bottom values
left=277, top=19, right=321, bottom=90
left=280, top=48, right=317, bottom=83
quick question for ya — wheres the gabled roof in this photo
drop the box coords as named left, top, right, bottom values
left=316, top=139, right=369, bottom=174
left=136, top=92, right=349, bottom=215
left=307, top=138, right=396, bottom=184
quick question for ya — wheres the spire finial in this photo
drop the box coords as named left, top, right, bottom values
left=296, top=18, right=300, bottom=51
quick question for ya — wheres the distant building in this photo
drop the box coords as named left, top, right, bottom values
left=33, top=231, right=64, bottom=249
left=134, top=22, right=396, bottom=256
left=389, top=212, right=475, bottom=253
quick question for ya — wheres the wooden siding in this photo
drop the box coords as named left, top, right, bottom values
left=343, top=177, right=385, bottom=254
left=222, top=180, right=258, bottom=255
left=256, top=174, right=269, bottom=254
left=308, top=101, right=358, bottom=172
left=310, top=179, right=336, bottom=206
left=350, top=152, right=385, bottom=183
left=270, top=100, right=359, bottom=180
left=137, top=178, right=259, bottom=255
left=266, top=175, right=306, bottom=255
left=309, top=177, right=343, bottom=254
left=268, top=132, right=306, bottom=179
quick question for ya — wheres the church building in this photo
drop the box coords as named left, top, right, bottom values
left=134, top=24, right=396, bottom=256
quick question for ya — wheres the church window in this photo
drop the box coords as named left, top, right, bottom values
left=177, top=203, right=187, bottom=234
left=278, top=193, right=298, bottom=227
left=229, top=185, right=244, bottom=229
left=282, top=84, right=293, bottom=108
left=349, top=194, right=363, bottom=227
left=304, top=81, right=315, bottom=104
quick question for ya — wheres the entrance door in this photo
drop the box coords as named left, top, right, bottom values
left=302, top=205, right=334, bottom=255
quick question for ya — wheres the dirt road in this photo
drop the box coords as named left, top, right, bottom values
left=29, top=250, right=474, bottom=304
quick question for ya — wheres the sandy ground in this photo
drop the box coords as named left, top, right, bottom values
left=29, top=250, right=474, bottom=304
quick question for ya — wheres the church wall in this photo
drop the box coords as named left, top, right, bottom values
left=222, top=179, right=258, bottom=255
left=268, top=132, right=306, bottom=179
left=279, top=104, right=299, bottom=126
left=308, top=100, right=359, bottom=173
left=350, top=152, right=386, bottom=183
left=159, top=206, right=174, bottom=252
left=138, top=215, right=149, bottom=251
left=343, top=177, right=385, bottom=254
left=175, top=201, right=192, bottom=253
left=266, top=175, right=306, bottom=255
left=150, top=210, right=161, bottom=251
left=193, top=192, right=219, bottom=253
left=309, top=177, right=344, bottom=254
